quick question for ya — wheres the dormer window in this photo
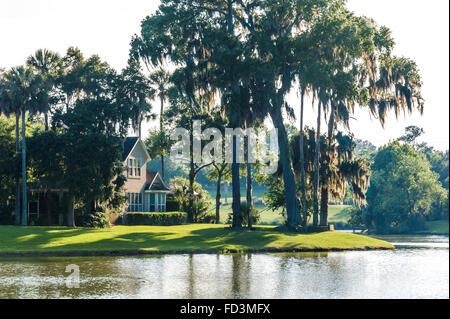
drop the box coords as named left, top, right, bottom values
left=128, top=158, right=141, bottom=177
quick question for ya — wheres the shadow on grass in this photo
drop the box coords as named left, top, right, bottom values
left=0, top=225, right=306, bottom=253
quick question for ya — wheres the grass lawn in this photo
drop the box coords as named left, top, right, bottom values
left=218, top=204, right=284, bottom=225
left=217, top=204, right=351, bottom=226
left=0, top=224, right=394, bottom=257
left=328, top=205, right=351, bottom=223
left=422, top=220, right=449, bottom=235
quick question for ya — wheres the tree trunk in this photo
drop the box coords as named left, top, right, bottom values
left=160, top=96, right=165, bottom=181
left=21, top=109, right=27, bottom=226
left=138, top=121, right=142, bottom=139
left=246, top=160, right=253, bottom=228
left=161, top=155, right=165, bottom=182
left=227, top=0, right=234, bottom=34
left=231, top=136, right=241, bottom=228
left=226, top=0, right=242, bottom=229
left=299, top=87, right=308, bottom=228
left=320, top=185, right=329, bottom=227
left=313, top=100, right=322, bottom=227
left=66, top=193, right=75, bottom=227
left=270, top=106, right=301, bottom=229
left=320, top=110, right=335, bottom=227
left=216, top=172, right=222, bottom=224
left=15, top=112, right=21, bottom=225
left=188, top=149, right=195, bottom=223
left=44, top=112, right=49, bottom=131
left=245, top=120, right=253, bottom=228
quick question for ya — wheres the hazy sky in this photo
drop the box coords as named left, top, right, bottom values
left=1, top=0, right=448, bottom=150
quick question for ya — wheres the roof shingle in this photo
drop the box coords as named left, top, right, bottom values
left=122, top=137, right=139, bottom=161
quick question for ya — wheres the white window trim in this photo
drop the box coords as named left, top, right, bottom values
left=147, top=192, right=167, bottom=212
left=127, top=193, right=143, bottom=212
left=127, top=158, right=141, bottom=178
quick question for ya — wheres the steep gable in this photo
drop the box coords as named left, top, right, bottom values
left=123, top=137, right=139, bottom=162
left=145, top=171, right=171, bottom=192
left=122, top=137, right=151, bottom=163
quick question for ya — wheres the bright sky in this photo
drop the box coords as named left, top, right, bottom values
left=1, top=0, right=448, bottom=151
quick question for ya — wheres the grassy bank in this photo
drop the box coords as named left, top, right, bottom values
left=218, top=204, right=351, bottom=226
left=421, top=220, right=449, bottom=235
left=0, top=224, right=394, bottom=257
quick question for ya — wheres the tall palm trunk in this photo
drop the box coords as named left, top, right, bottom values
left=160, top=96, right=165, bottom=182
left=270, top=106, right=301, bottom=229
left=246, top=159, right=253, bottom=228
left=14, top=112, right=21, bottom=225
left=320, top=110, right=335, bottom=227
left=44, top=112, right=49, bottom=131
left=299, top=87, right=308, bottom=227
left=215, top=171, right=223, bottom=224
left=231, top=136, right=241, bottom=228
left=228, top=0, right=241, bottom=228
left=188, top=132, right=195, bottom=223
left=320, top=186, right=329, bottom=226
left=245, top=120, right=253, bottom=228
left=138, top=115, right=142, bottom=139
left=21, top=109, right=27, bottom=226
left=66, top=192, right=75, bottom=227
left=313, top=100, right=322, bottom=227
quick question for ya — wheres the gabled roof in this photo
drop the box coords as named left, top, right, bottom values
left=122, top=137, right=151, bottom=162
left=122, top=137, right=139, bottom=161
left=144, top=170, right=171, bottom=192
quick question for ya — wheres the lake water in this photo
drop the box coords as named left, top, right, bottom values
left=0, top=235, right=448, bottom=299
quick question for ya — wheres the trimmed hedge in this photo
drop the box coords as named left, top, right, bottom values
left=166, top=200, right=180, bottom=212
left=75, top=212, right=110, bottom=229
left=197, top=212, right=216, bottom=224
left=125, top=212, right=187, bottom=226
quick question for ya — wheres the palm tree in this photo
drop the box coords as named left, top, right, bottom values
left=320, top=89, right=356, bottom=226
left=149, top=68, right=171, bottom=182
left=0, top=74, right=22, bottom=225
left=292, top=129, right=371, bottom=227
left=313, top=97, right=323, bottom=227
left=3, top=66, right=43, bottom=226
left=26, top=49, right=61, bottom=131
left=59, top=47, right=85, bottom=111
left=298, top=84, right=308, bottom=227
left=367, top=56, right=424, bottom=127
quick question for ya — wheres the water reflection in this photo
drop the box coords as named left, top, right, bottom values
left=0, top=235, right=448, bottom=299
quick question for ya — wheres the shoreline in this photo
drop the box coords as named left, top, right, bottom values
left=0, top=224, right=395, bottom=258
left=0, top=245, right=395, bottom=258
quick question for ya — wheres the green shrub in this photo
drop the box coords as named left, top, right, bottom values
left=166, top=199, right=180, bottom=212
left=75, top=211, right=110, bottom=228
left=125, top=212, right=187, bottom=226
left=170, top=177, right=212, bottom=221
left=227, top=202, right=261, bottom=227
left=197, top=212, right=216, bottom=224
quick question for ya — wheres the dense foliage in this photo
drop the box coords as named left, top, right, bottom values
left=124, top=212, right=187, bottom=226
left=169, top=177, right=212, bottom=222
left=0, top=1, right=445, bottom=235
left=350, top=141, right=447, bottom=233
left=0, top=48, right=145, bottom=226
left=75, top=211, right=111, bottom=229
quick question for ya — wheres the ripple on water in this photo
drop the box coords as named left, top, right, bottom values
left=0, top=236, right=448, bottom=299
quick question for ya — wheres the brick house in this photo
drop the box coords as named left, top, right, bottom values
left=122, top=137, right=170, bottom=213
left=26, top=137, right=170, bottom=225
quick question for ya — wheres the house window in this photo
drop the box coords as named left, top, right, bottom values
left=149, top=194, right=155, bottom=212
left=157, top=194, right=166, bottom=212
left=149, top=193, right=166, bottom=212
left=127, top=193, right=143, bottom=212
left=128, top=158, right=141, bottom=177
